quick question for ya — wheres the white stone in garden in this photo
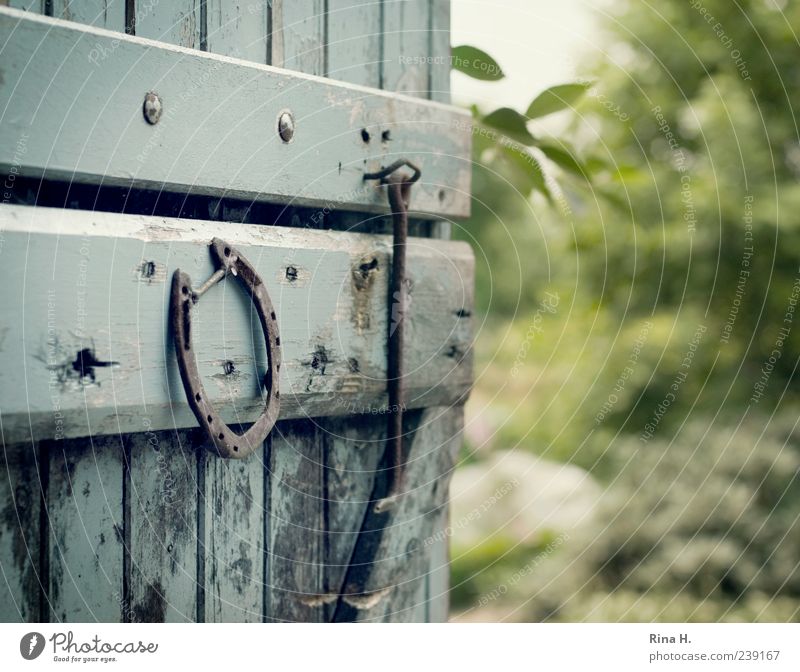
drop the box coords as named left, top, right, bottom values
left=449, top=451, right=602, bottom=550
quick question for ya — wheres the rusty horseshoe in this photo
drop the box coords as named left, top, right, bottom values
left=170, top=238, right=281, bottom=459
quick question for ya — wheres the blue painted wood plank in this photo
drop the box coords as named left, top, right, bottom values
left=47, top=437, right=124, bottom=622
left=0, top=443, right=42, bottom=622
left=326, top=0, right=381, bottom=87
left=382, top=0, right=430, bottom=97
left=134, top=0, right=199, bottom=47
left=206, top=0, right=268, bottom=63
left=127, top=430, right=198, bottom=622
left=7, top=0, right=43, bottom=12
left=0, top=7, right=471, bottom=218
left=0, top=206, right=474, bottom=444
left=202, top=446, right=265, bottom=622
left=52, top=0, right=126, bottom=30
left=270, top=0, right=325, bottom=75
left=200, top=0, right=268, bottom=624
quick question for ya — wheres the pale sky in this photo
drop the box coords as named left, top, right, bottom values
left=451, top=0, right=605, bottom=110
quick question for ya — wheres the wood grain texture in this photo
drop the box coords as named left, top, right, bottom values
left=0, top=0, right=466, bottom=624
left=0, top=442, right=43, bottom=622
left=133, top=0, right=199, bottom=46
left=270, top=0, right=325, bottom=75
left=326, top=0, right=381, bottom=87
left=199, top=0, right=268, bottom=625
left=264, top=9, right=330, bottom=624
left=0, top=205, right=473, bottom=443
left=429, top=0, right=451, bottom=104
left=46, top=436, right=124, bottom=622
left=332, top=406, right=462, bottom=622
left=382, top=0, right=430, bottom=97
left=206, top=0, right=267, bottom=64
left=202, top=446, right=265, bottom=621
left=265, top=420, right=325, bottom=621
left=0, top=7, right=471, bottom=218
left=127, top=430, right=199, bottom=622
left=52, top=0, right=125, bottom=30
left=6, top=0, right=42, bottom=12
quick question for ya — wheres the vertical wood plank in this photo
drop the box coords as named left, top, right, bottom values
left=6, top=0, right=44, bottom=11
left=47, top=437, right=124, bottom=622
left=428, top=0, right=453, bottom=239
left=264, top=1, right=328, bottom=623
left=202, top=449, right=264, bottom=622
left=429, top=0, right=451, bottom=104
left=426, top=502, right=451, bottom=622
left=125, top=0, right=202, bottom=624
left=270, top=0, right=325, bottom=75
left=0, top=443, right=42, bottom=622
left=320, top=416, right=385, bottom=620
left=332, top=406, right=462, bottom=622
left=316, top=0, right=389, bottom=621
left=199, top=0, right=269, bottom=625
left=206, top=0, right=268, bottom=63
left=51, top=0, right=126, bottom=30
left=266, top=421, right=325, bottom=621
left=134, top=0, right=200, bottom=47
left=382, top=0, right=430, bottom=96
left=426, top=1, right=454, bottom=577
left=128, top=430, right=198, bottom=622
left=326, top=0, right=381, bottom=87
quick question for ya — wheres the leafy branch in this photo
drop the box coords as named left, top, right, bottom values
left=452, top=45, right=593, bottom=204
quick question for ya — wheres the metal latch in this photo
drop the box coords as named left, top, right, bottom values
left=364, top=159, right=421, bottom=508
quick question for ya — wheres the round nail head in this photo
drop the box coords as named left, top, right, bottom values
left=278, top=111, right=295, bottom=143
left=143, top=92, right=162, bottom=125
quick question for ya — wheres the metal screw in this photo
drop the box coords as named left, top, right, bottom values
left=278, top=110, right=295, bottom=143
left=143, top=92, right=162, bottom=125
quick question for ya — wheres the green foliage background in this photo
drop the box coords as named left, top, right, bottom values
left=451, top=0, right=800, bottom=621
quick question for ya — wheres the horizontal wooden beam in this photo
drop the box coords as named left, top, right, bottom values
left=0, top=7, right=471, bottom=218
left=0, top=205, right=474, bottom=443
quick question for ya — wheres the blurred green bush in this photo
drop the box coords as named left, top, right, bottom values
left=452, top=0, right=800, bottom=622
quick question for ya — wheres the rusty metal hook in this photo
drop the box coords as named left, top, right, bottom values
left=364, top=160, right=420, bottom=509
left=170, top=238, right=281, bottom=459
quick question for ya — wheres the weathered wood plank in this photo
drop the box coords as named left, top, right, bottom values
left=202, top=446, right=264, bottom=621
left=426, top=500, right=451, bottom=622
left=127, top=430, right=198, bottom=622
left=46, top=436, right=124, bottom=622
left=0, top=7, right=470, bottom=218
left=382, top=0, right=430, bottom=97
left=6, top=0, right=43, bottom=12
left=326, top=0, right=381, bottom=87
left=265, top=420, right=325, bottom=622
left=133, top=0, right=199, bottom=47
left=0, top=442, right=42, bottom=622
left=52, top=0, right=125, bottom=30
left=429, top=0, right=451, bottom=104
left=270, top=0, right=325, bottom=75
left=0, top=205, right=473, bottom=443
left=206, top=0, right=267, bottom=64
left=320, top=415, right=386, bottom=619
left=332, top=406, right=462, bottom=622
left=199, top=0, right=268, bottom=625
left=264, top=9, right=328, bottom=624
left=123, top=5, right=202, bottom=626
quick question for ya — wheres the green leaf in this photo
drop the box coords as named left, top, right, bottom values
left=525, top=82, right=591, bottom=119
left=499, top=144, right=552, bottom=201
left=537, top=142, right=589, bottom=180
left=451, top=45, right=505, bottom=81
left=482, top=108, right=537, bottom=145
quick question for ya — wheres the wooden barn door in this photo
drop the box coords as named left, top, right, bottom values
left=0, top=0, right=470, bottom=622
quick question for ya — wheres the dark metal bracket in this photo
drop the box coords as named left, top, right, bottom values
left=364, top=159, right=421, bottom=509
left=170, top=238, right=281, bottom=459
